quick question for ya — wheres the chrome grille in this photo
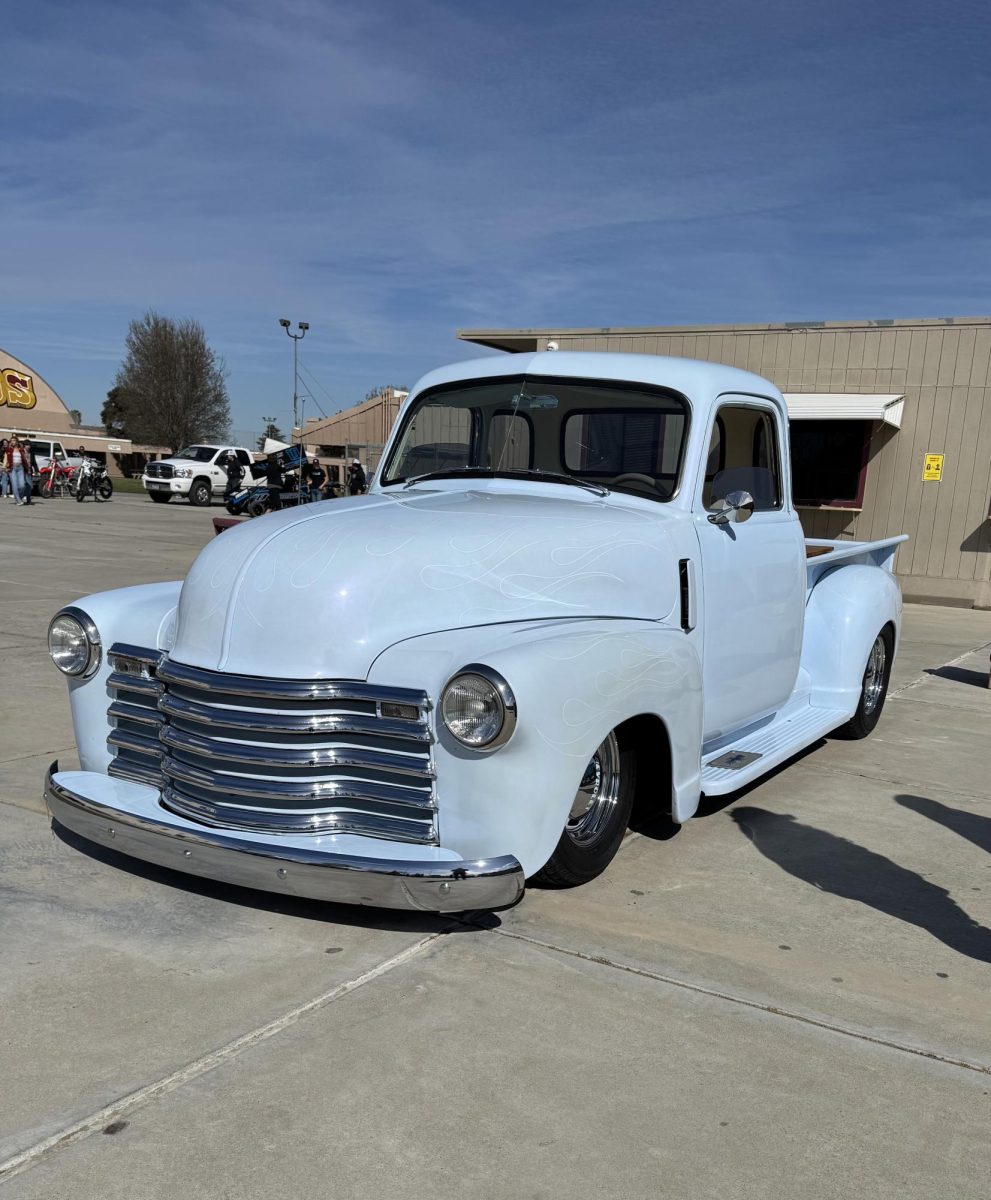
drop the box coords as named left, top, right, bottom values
left=105, top=646, right=437, bottom=844
left=145, top=462, right=174, bottom=479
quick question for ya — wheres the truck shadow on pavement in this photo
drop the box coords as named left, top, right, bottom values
left=895, top=794, right=991, bottom=855
left=730, top=806, right=991, bottom=965
left=50, top=823, right=486, bottom=935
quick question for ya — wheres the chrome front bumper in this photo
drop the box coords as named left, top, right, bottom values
left=44, top=762, right=525, bottom=913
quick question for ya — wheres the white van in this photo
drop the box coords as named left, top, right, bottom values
left=15, top=437, right=83, bottom=472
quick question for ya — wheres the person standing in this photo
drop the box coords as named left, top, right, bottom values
left=306, top=457, right=326, bottom=502
left=6, top=435, right=31, bottom=506
left=346, top=458, right=366, bottom=496
left=0, top=438, right=10, bottom=501
left=223, top=450, right=244, bottom=500
left=21, top=437, right=37, bottom=504
left=265, top=452, right=284, bottom=512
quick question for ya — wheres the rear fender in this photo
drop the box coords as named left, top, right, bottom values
left=802, top=565, right=901, bottom=713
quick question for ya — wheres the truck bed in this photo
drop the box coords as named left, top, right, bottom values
left=805, top=534, right=908, bottom=595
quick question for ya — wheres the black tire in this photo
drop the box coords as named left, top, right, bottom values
left=532, top=732, right=636, bottom=888
left=97, top=478, right=113, bottom=500
left=837, top=626, right=894, bottom=740
left=225, top=501, right=239, bottom=515
left=75, top=484, right=86, bottom=502
left=42, top=478, right=54, bottom=499
left=247, top=498, right=269, bottom=518
left=149, top=492, right=171, bottom=503
left=189, top=478, right=212, bottom=507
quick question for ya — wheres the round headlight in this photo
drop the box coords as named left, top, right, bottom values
left=48, top=608, right=101, bottom=677
left=440, top=665, right=516, bottom=751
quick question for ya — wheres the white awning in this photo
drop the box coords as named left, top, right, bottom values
left=783, top=393, right=905, bottom=429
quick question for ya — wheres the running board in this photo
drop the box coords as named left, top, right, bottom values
left=701, top=703, right=849, bottom=795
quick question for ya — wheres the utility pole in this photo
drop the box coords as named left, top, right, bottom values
left=278, top=318, right=309, bottom=499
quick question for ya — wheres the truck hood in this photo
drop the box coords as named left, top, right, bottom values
left=170, top=487, right=680, bottom=679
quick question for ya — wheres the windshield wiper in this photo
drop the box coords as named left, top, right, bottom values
left=401, top=467, right=609, bottom=497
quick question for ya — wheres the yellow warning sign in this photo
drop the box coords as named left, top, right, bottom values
left=923, top=453, right=944, bottom=482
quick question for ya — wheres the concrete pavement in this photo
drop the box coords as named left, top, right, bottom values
left=1, top=492, right=989, bottom=1197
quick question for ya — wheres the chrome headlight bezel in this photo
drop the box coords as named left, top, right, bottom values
left=48, top=606, right=102, bottom=678
left=440, top=664, right=517, bottom=752
left=174, top=467, right=193, bottom=479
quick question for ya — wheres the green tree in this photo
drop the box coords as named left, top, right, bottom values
left=257, top=422, right=284, bottom=451
left=101, top=387, right=128, bottom=438
left=113, top=311, right=230, bottom=452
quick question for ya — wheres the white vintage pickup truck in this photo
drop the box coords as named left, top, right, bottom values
left=45, top=353, right=906, bottom=912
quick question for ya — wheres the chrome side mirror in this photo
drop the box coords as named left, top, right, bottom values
left=707, top=489, right=755, bottom=526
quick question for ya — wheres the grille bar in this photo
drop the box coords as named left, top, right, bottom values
left=108, top=699, right=164, bottom=726
left=161, top=755, right=434, bottom=811
left=157, top=658, right=429, bottom=708
left=158, top=691, right=432, bottom=742
left=160, top=724, right=433, bottom=777
left=109, top=728, right=164, bottom=759
left=161, top=788, right=437, bottom=842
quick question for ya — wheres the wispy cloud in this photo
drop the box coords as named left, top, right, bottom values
left=1, top=0, right=988, bottom=427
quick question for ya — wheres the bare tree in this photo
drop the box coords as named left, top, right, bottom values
left=113, top=312, right=230, bottom=452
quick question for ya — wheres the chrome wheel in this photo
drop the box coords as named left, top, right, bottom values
left=567, top=732, right=622, bottom=847
left=862, top=635, right=887, bottom=715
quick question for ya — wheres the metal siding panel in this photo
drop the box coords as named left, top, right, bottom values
left=829, top=331, right=851, bottom=391
left=847, top=331, right=866, bottom=370
left=921, top=328, right=943, bottom=386
left=858, top=424, right=897, bottom=543
left=936, top=328, right=960, bottom=386
left=952, top=327, right=976, bottom=386
left=863, top=330, right=881, bottom=372
left=891, top=329, right=913, bottom=389
left=918, top=386, right=956, bottom=576
left=876, top=329, right=896, bottom=371
left=881, top=384, right=923, bottom=573
left=968, top=329, right=991, bottom=387
left=937, top=385, right=985, bottom=580
left=959, top=390, right=991, bottom=583
left=926, top=381, right=964, bottom=573
left=899, top=384, right=937, bottom=576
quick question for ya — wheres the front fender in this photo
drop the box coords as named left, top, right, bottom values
left=59, top=583, right=183, bottom=771
left=368, top=619, right=703, bottom=876
left=802, top=565, right=902, bottom=713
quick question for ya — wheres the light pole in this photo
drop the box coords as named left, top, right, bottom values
left=279, top=318, right=309, bottom=497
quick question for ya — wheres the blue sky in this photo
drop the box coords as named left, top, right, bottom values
left=1, top=0, right=988, bottom=438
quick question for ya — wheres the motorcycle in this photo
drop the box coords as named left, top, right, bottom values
left=75, top=458, right=113, bottom=502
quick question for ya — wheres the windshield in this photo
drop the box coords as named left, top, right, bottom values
left=175, top=446, right=217, bottom=462
left=381, top=376, right=689, bottom=500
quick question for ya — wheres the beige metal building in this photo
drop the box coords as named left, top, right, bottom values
left=301, top=387, right=408, bottom=482
left=457, top=318, right=991, bottom=609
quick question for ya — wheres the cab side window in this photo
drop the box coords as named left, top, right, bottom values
left=236, top=450, right=252, bottom=466
left=702, top=406, right=781, bottom=512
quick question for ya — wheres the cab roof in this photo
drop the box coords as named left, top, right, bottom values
left=409, top=351, right=782, bottom=406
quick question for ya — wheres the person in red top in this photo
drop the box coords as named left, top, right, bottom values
left=5, top=435, right=32, bottom=506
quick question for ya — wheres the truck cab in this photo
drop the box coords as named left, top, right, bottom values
left=45, top=353, right=905, bottom=912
